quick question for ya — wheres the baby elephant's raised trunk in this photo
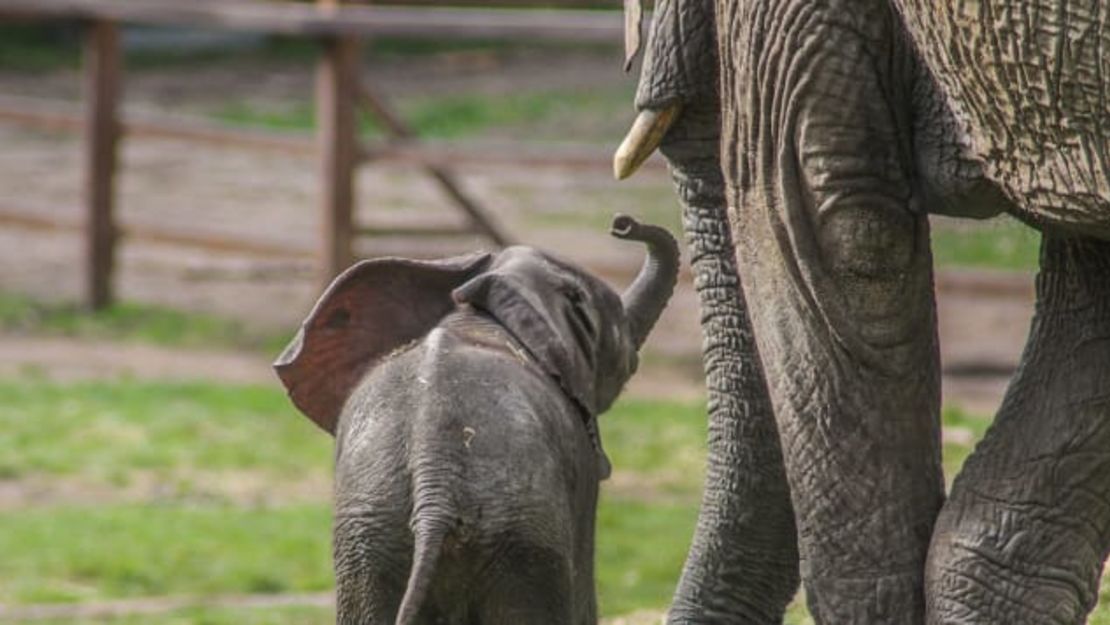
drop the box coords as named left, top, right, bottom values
left=610, top=214, right=680, bottom=350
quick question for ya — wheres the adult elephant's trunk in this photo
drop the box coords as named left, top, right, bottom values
left=615, top=0, right=800, bottom=620
left=662, top=146, right=802, bottom=624
left=610, top=214, right=680, bottom=350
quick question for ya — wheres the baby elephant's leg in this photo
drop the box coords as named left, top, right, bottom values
left=334, top=517, right=408, bottom=625
left=475, top=544, right=575, bottom=625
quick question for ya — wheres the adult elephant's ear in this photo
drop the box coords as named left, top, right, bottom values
left=274, top=253, right=492, bottom=435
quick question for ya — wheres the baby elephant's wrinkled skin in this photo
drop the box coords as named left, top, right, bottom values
left=275, top=216, right=678, bottom=625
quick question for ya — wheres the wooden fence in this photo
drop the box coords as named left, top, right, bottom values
left=0, top=0, right=652, bottom=309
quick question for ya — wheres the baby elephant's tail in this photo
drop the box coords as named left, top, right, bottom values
left=394, top=517, right=449, bottom=625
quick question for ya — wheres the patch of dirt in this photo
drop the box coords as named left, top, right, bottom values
left=0, top=469, right=332, bottom=512
left=0, top=335, right=275, bottom=384
left=0, top=592, right=334, bottom=622
left=604, top=470, right=700, bottom=506
left=604, top=610, right=666, bottom=625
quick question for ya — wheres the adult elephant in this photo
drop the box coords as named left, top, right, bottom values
left=615, top=0, right=1110, bottom=623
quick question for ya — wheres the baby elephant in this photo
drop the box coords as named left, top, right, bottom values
left=274, top=215, right=678, bottom=625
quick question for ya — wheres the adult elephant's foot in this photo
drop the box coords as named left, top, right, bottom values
left=926, top=234, right=1110, bottom=625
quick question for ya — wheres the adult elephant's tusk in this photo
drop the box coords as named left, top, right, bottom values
left=612, top=105, right=681, bottom=180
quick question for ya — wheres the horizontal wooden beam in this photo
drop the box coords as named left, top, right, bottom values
left=0, top=204, right=314, bottom=258
left=0, top=0, right=624, bottom=43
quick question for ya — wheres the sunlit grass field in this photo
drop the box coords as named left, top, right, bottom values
left=0, top=380, right=703, bottom=621
left=5, top=375, right=1108, bottom=623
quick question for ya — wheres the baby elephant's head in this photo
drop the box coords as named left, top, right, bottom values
left=453, top=215, right=678, bottom=419
left=274, top=215, right=680, bottom=442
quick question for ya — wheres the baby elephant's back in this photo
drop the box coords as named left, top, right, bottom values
left=333, top=321, right=600, bottom=597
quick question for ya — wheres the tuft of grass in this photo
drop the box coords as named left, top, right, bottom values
left=930, top=216, right=1040, bottom=271
left=0, top=380, right=328, bottom=484
left=0, top=293, right=288, bottom=354
left=602, top=398, right=707, bottom=497
left=595, top=497, right=698, bottom=616
left=941, top=404, right=994, bottom=478
left=0, top=504, right=333, bottom=605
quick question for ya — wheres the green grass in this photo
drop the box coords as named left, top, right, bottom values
left=3, top=377, right=1104, bottom=622
left=214, top=85, right=632, bottom=141
left=601, top=398, right=707, bottom=497
left=595, top=498, right=698, bottom=616
left=0, top=497, right=701, bottom=619
left=930, top=216, right=1041, bottom=271
left=941, top=404, right=993, bottom=478
left=0, top=504, right=333, bottom=605
left=0, top=293, right=288, bottom=354
left=18, top=605, right=335, bottom=625
left=0, top=381, right=327, bottom=484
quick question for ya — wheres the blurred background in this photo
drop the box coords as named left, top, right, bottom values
left=0, top=1, right=1051, bottom=623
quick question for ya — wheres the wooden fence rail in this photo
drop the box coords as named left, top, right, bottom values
left=0, top=0, right=625, bottom=41
left=0, top=0, right=645, bottom=309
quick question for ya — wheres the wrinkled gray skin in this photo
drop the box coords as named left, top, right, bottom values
left=634, top=1, right=799, bottom=622
left=628, top=0, right=1110, bottom=623
left=276, top=219, right=679, bottom=625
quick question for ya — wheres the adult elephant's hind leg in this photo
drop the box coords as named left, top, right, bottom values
left=926, top=234, right=1110, bottom=625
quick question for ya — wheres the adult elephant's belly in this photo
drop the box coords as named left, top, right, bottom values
left=718, top=0, right=945, bottom=622
left=895, top=0, right=1110, bottom=239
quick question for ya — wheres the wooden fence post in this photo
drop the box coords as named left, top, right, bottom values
left=82, top=19, right=121, bottom=310
left=315, top=0, right=359, bottom=286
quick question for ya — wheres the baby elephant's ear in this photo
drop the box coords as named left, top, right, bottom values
left=274, top=253, right=492, bottom=435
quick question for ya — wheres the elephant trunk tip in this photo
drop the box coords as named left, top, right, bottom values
left=610, top=214, right=680, bottom=350
left=610, top=213, right=638, bottom=239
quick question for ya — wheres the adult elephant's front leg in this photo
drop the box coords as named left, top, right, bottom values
left=719, top=1, right=945, bottom=621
